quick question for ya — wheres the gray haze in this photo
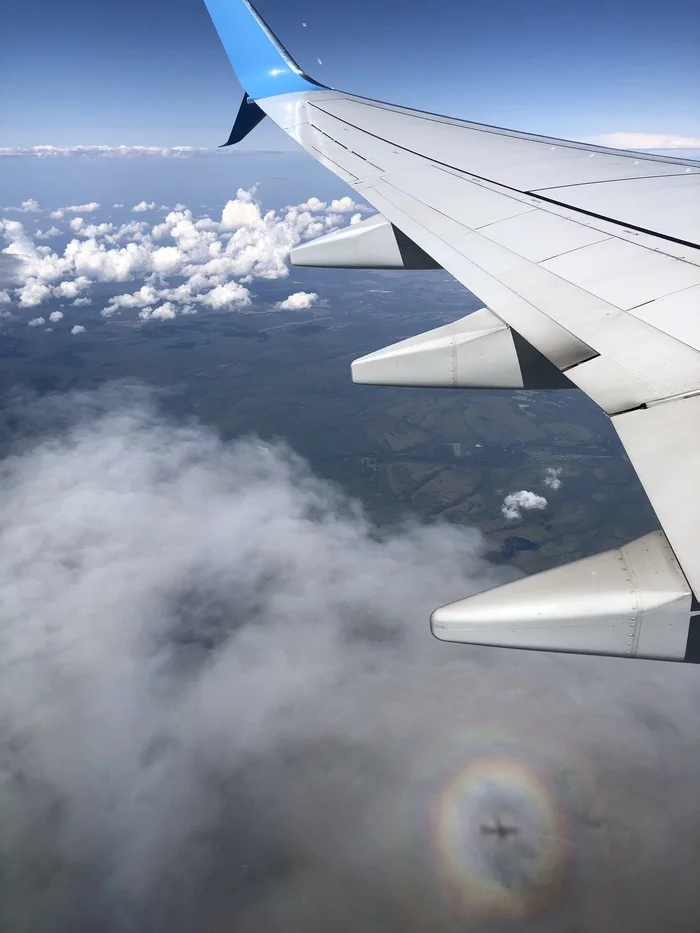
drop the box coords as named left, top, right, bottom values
left=0, top=253, right=25, bottom=287
left=1, top=384, right=699, bottom=932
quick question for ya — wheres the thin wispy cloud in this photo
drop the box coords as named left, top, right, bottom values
left=50, top=202, right=100, bottom=220
left=0, top=145, right=212, bottom=158
left=587, top=132, right=700, bottom=150
left=3, top=199, right=42, bottom=213
left=543, top=467, right=563, bottom=491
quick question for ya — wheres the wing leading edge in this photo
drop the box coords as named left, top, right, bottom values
left=203, top=0, right=700, bottom=662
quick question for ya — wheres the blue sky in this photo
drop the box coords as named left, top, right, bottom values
left=4, top=0, right=700, bottom=150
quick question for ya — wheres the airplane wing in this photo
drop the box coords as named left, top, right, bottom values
left=203, top=0, right=700, bottom=662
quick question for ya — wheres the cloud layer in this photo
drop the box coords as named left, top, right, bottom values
left=1, top=386, right=700, bottom=932
left=0, top=145, right=212, bottom=158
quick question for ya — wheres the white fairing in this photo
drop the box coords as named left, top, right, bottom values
left=290, top=213, right=437, bottom=268
left=351, top=308, right=523, bottom=388
left=291, top=215, right=403, bottom=267
left=431, top=531, right=692, bottom=661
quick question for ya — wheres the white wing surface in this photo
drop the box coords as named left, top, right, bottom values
left=204, top=0, right=700, bottom=661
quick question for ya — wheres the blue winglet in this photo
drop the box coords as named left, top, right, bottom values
left=203, top=0, right=325, bottom=100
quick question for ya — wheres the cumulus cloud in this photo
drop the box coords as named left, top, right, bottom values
left=328, top=196, right=363, bottom=212
left=132, top=201, right=157, bottom=213
left=2, top=199, right=41, bottom=213
left=296, top=196, right=326, bottom=211
left=138, top=302, right=177, bottom=321
left=1, top=386, right=700, bottom=932
left=19, top=281, right=52, bottom=308
left=276, top=290, right=320, bottom=311
left=48, top=310, right=64, bottom=323
left=587, top=132, right=700, bottom=150
left=501, top=489, right=548, bottom=521
left=199, top=281, right=251, bottom=309
left=543, top=467, right=563, bottom=490
left=0, top=145, right=211, bottom=158
left=27, top=316, right=45, bottom=327
left=50, top=202, right=100, bottom=220
left=1, top=189, right=369, bottom=324
left=35, top=226, right=62, bottom=239
left=70, top=324, right=85, bottom=334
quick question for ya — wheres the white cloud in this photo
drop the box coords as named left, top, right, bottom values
left=55, top=277, right=90, bottom=299
left=103, top=284, right=161, bottom=314
left=72, top=297, right=90, bottom=306
left=18, top=280, right=52, bottom=308
left=295, top=196, right=326, bottom=211
left=501, top=489, right=548, bottom=521
left=3, top=198, right=42, bottom=213
left=113, top=203, right=124, bottom=208
left=71, top=324, right=85, bottom=334
left=0, top=289, right=11, bottom=304
left=587, top=132, right=700, bottom=150
left=50, top=202, right=100, bottom=220
left=105, top=220, right=149, bottom=243
left=82, top=222, right=114, bottom=238
left=0, top=189, right=363, bottom=324
left=49, top=310, right=64, bottom=323
left=151, top=245, right=182, bottom=274
left=35, top=226, right=62, bottom=239
left=0, top=386, right=697, bottom=928
left=543, top=467, right=563, bottom=491
left=131, top=201, right=157, bottom=213
left=328, top=196, right=362, bottom=212
left=199, top=282, right=251, bottom=309
left=276, top=291, right=320, bottom=311
left=0, top=388, right=522, bottom=930
left=139, top=302, right=177, bottom=321
left=220, top=190, right=263, bottom=229
left=27, top=316, right=45, bottom=327
left=0, top=145, right=211, bottom=158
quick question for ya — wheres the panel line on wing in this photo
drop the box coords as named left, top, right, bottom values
left=310, top=102, right=700, bottom=255
left=312, top=97, right=699, bottom=168
left=308, top=122, right=384, bottom=171
left=533, top=170, right=700, bottom=191
left=309, top=146, right=359, bottom=181
left=529, top=192, right=700, bottom=252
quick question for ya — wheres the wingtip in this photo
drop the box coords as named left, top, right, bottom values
left=220, top=93, right=267, bottom=147
left=203, top=0, right=326, bottom=100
